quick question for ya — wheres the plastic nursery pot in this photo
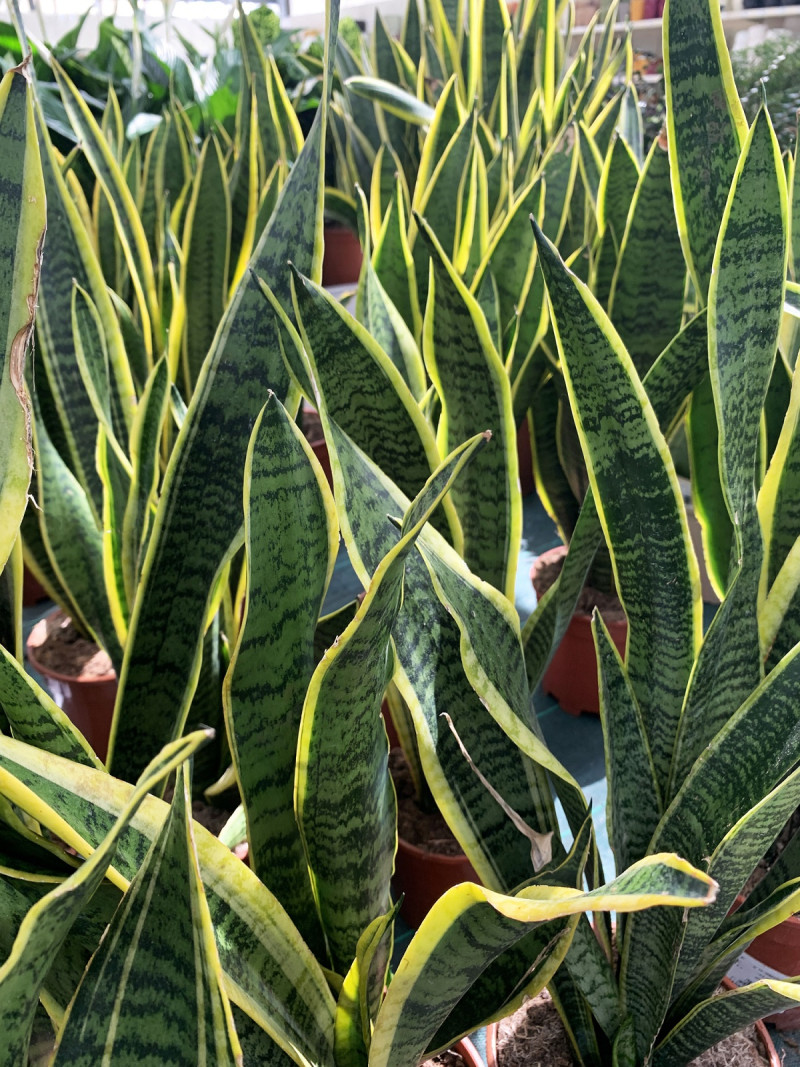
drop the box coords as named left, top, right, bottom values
left=26, top=611, right=116, bottom=762
left=393, top=836, right=480, bottom=931
left=484, top=978, right=780, bottom=1067
left=322, top=224, right=363, bottom=286
left=531, top=547, right=627, bottom=716
left=728, top=912, right=800, bottom=1030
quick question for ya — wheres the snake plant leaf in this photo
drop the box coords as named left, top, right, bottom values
left=98, top=429, right=132, bottom=641
left=0, top=536, right=21, bottom=663
left=238, top=1, right=289, bottom=172
left=424, top=820, right=597, bottom=1057
left=593, top=134, right=639, bottom=310
left=70, top=284, right=132, bottom=471
left=35, top=114, right=131, bottom=524
left=670, top=108, right=787, bottom=790
left=413, top=110, right=475, bottom=275
left=621, top=640, right=800, bottom=1059
left=594, top=613, right=662, bottom=873
left=31, top=397, right=123, bottom=671
left=53, top=61, right=162, bottom=357
left=608, top=134, right=686, bottom=378
left=534, top=220, right=700, bottom=797
left=181, top=136, right=231, bottom=394
left=540, top=131, right=580, bottom=245
left=472, top=178, right=543, bottom=354
left=288, top=269, right=457, bottom=544
left=652, top=981, right=800, bottom=1067
left=0, top=736, right=338, bottom=1066
left=315, top=405, right=562, bottom=893
left=53, top=763, right=242, bottom=1066
left=372, top=855, right=716, bottom=1067
left=335, top=908, right=397, bottom=1067
left=121, top=356, right=169, bottom=604
left=685, top=376, right=732, bottom=599
left=373, top=179, right=422, bottom=339
left=0, top=731, right=208, bottom=1067
left=110, top=0, right=341, bottom=783
left=346, top=76, right=435, bottom=126
left=664, top=0, right=748, bottom=301
left=0, top=646, right=101, bottom=767
left=420, top=218, right=521, bottom=598
left=224, top=396, right=336, bottom=955
left=674, top=762, right=800, bottom=997
left=297, top=433, right=488, bottom=973
left=0, top=66, right=44, bottom=574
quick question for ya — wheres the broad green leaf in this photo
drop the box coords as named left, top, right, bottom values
left=334, top=910, right=396, bottom=1067
left=297, top=433, right=488, bottom=972
left=621, top=641, right=800, bottom=1059
left=345, top=76, right=434, bottom=126
left=0, top=67, right=45, bottom=573
left=53, top=763, right=242, bottom=1066
left=317, top=413, right=562, bottom=893
left=421, top=219, right=521, bottom=598
left=685, top=377, right=732, bottom=597
left=0, top=736, right=337, bottom=1067
left=110, top=0, right=341, bottom=783
left=664, top=0, right=747, bottom=300
left=534, top=221, right=699, bottom=798
left=372, top=855, right=716, bottom=1067
left=0, top=732, right=208, bottom=1067
left=593, top=134, right=639, bottom=310
left=224, top=396, right=336, bottom=955
left=674, top=763, right=800, bottom=996
left=669, top=109, right=787, bottom=790
left=373, top=180, right=421, bottom=339
left=608, top=133, right=686, bottom=378
left=652, top=980, right=800, bottom=1067
left=181, top=137, right=231, bottom=394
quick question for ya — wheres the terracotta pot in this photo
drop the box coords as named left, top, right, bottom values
left=516, top=419, right=535, bottom=497
left=531, top=547, right=627, bottom=716
left=322, top=225, right=363, bottom=286
left=441, top=1037, right=483, bottom=1067
left=484, top=979, right=779, bottom=1066
left=382, top=700, right=401, bottom=748
left=727, top=913, right=800, bottom=1030
left=26, top=612, right=116, bottom=761
left=393, top=835, right=480, bottom=930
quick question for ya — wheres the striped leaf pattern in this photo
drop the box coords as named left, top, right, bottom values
left=0, top=736, right=337, bottom=1066
left=664, top=0, right=747, bottom=300
left=534, top=221, right=699, bottom=797
left=608, top=134, right=685, bottom=378
left=670, top=108, right=787, bottom=787
left=0, top=646, right=101, bottom=767
left=0, top=732, right=208, bottom=1067
left=297, top=433, right=488, bottom=973
left=53, top=764, right=241, bottom=1066
left=110, top=0, right=340, bottom=782
left=0, top=66, right=44, bottom=572
left=224, top=396, right=336, bottom=954
left=372, top=855, right=715, bottom=1067
left=421, top=219, right=521, bottom=597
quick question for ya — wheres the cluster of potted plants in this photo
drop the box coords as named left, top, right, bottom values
left=2, top=0, right=800, bottom=1063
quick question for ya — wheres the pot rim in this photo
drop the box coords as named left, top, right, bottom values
left=26, top=612, right=116, bottom=687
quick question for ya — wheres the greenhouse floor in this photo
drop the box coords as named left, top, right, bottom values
left=21, top=490, right=800, bottom=1063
